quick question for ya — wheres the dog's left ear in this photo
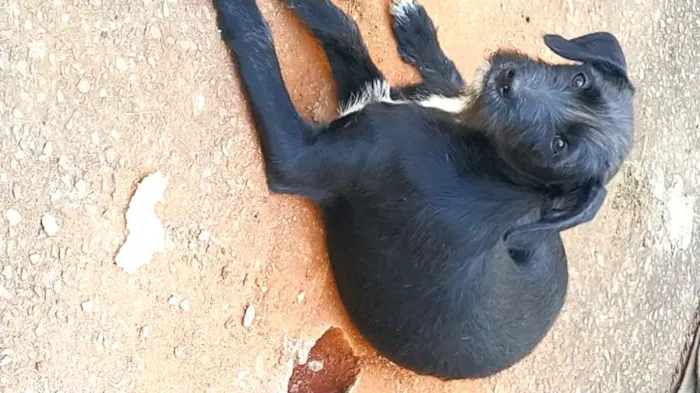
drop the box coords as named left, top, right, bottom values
left=504, top=183, right=607, bottom=244
left=543, top=32, right=627, bottom=74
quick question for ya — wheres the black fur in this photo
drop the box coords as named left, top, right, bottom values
left=212, top=0, right=635, bottom=379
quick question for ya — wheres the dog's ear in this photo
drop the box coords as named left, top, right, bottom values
left=543, top=32, right=627, bottom=74
left=504, top=183, right=607, bottom=244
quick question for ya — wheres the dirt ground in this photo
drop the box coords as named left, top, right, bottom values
left=1, top=0, right=699, bottom=392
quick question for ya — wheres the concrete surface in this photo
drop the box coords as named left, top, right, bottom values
left=0, top=0, right=698, bottom=392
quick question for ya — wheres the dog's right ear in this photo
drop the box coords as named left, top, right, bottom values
left=543, top=32, right=627, bottom=75
left=504, top=183, right=607, bottom=245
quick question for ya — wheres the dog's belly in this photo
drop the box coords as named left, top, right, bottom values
left=320, top=195, right=568, bottom=380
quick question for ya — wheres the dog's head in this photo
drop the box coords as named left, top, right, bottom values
left=470, top=32, right=635, bottom=240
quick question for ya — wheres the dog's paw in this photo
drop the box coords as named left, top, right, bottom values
left=390, top=0, right=421, bottom=24
left=390, top=0, right=439, bottom=65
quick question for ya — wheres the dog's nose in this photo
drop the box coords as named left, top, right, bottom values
left=496, top=68, right=518, bottom=99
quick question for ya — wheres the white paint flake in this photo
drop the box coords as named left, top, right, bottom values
left=664, top=175, right=695, bottom=252
left=115, top=171, right=169, bottom=274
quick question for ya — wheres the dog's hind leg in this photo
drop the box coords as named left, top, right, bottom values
left=390, top=0, right=465, bottom=97
left=283, top=0, right=387, bottom=107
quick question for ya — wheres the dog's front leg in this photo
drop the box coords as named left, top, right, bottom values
left=214, top=0, right=323, bottom=197
left=390, top=0, right=465, bottom=97
left=214, top=0, right=382, bottom=201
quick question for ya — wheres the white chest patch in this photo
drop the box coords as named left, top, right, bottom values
left=338, top=79, right=469, bottom=117
left=338, top=79, right=395, bottom=116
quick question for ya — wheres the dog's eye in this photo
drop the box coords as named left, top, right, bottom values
left=572, top=73, right=586, bottom=89
left=552, top=135, right=567, bottom=153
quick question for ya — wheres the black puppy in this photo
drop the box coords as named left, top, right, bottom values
left=213, top=0, right=635, bottom=380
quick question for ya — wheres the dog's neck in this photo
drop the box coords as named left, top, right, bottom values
left=496, top=154, right=564, bottom=195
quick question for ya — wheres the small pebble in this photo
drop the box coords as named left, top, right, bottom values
left=0, top=355, right=11, bottom=367
left=91, top=131, right=100, bottom=146
left=242, top=305, right=255, bottom=328
left=139, top=326, right=150, bottom=340
left=50, top=190, right=62, bottom=203
left=297, top=292, right=306, bottom=304
left=42, top=142, right=53, bottom=155
left=0, top=285, right=12, bottom=300
left=11, top=184, right=21, bottom=199
left=148, top=24, right=162, bottom=39
left=115, top=57, right=128, bottom=72
left=5, top=209, right=22, bottom=226
left=77, top=79, right=91, bottom=93
left=29, top=254, right=42, bottom=264
left=193, top=94, right=205, bottom=116
left=198, top=230, right=211, bottom=242
left=173, top=346, right=185, bottom=358
left=308, top=360, right=324, bottom=372
left=179, top=300, right=191, bottom=312
left=167, top=296, right=179, bottom=306
left=75, top=180, right=87, bottom=199
left=82, top=299, right=94, bottom=313
left=1, top=265, right=12, bottom=280
left=42, top=213, right=59, bottom=236
left=0, top=350, right=13, bottom=367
